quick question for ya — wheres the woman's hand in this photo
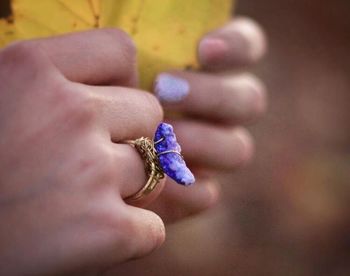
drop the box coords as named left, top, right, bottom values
left=149, top=17, right=267, bottom=223
left=0, top=29, right=165, bottom=275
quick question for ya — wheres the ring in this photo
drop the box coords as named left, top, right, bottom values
left=125, top=122, right=195, bottom=202
left=125, top=137, right=164, bottom=201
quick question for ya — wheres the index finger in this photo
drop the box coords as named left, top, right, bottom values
left=33, top=29, right=138, bottom=86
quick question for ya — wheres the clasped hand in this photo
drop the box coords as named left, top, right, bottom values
left=0, top=17, right=266, bottom=275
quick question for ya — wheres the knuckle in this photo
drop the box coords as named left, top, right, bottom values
left=76, top=144, right=116, bottom=188
left=231, top=16, right=268, bottom=62
left=54, top=83, right=98, bottom=127
left=98, top=28, right=137, bottom=83
left=87, top=208, right=132, bottom=256
left=102, top=212, right=137, bottom=258
left=0, top=41, right=51, bottom=80
left=87, top=206, right=130, bottom=249
left=141, top=92, right=164, bottom=124
left=120, top=213, right=165, bottom=258
left=2, top=40, right=35, bottom=58
left=89, top=145, right=116, bottom=183
left=0, top=40, right=45, bottom=67
left=99, top=154, right=117, bottom=182
left=101, top=28, right=136, bottom=58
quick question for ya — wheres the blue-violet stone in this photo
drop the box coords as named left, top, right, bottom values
left=154, top=123, right=195, bottom=186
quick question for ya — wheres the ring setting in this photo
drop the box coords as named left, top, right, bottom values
left=125, top=122, right=195, bottom=201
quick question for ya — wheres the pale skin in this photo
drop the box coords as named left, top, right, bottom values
left=0, top=17, right=266, bottom=275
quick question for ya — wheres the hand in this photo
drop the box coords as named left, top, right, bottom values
left=148, top=17, right=267, bottom=223
left=0, top=29, right=166, bottom=275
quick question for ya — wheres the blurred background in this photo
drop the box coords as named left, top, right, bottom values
left=110, top=0, right=350, bottom=275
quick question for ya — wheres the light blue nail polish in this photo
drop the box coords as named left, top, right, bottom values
left=155, top=73, right=190, bottom=103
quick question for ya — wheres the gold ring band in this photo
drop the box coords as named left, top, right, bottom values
left=125, top=137, right=164, bottom=202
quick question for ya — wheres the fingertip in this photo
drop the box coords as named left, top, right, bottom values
left=184, top=177, right=222, bottom=212
left=199, top=17, right=267, bottom=69
left=234, top=127, right=255, bottom=166
left=148, top=176, right=222, bottom=224
left=220, top=73, right=267, bottom=122
left=248, top=75, right=268, bottom=117
left=233, top=17, right=267, bottom=63
left=203, top=180, right=222, bottom=209
left=238, top=73, right=268, bottom=119
left=99, top=28, right=137, bottom=56
left=148, top=212, right=166, bottom=251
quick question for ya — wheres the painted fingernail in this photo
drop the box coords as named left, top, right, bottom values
left=198, top=37, right=228, bottom=65
left=155, top=73, right=190, bottom=103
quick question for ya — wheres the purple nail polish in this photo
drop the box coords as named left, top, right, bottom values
left=155, top=73, right=189, bottom=103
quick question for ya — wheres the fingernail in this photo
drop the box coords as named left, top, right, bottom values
left=198, top=37, right=228, bottom=65
left=154, top=73, right=190, bottom=103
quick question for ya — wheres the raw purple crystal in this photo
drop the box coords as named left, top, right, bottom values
left=154, top=123, right=195, bottom=186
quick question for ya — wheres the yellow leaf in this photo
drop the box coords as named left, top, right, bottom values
left=0, top=18, right=17, bottom=46
left=1, top=0, right=233, bottom=89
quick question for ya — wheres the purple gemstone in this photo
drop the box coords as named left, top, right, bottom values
left=154, top=123, right=195, bottom=186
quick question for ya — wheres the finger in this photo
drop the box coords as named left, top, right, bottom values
left=33, top=28, right=138, bottom=86
left=198, top=17, right=267, bottom=70
left=84, top=84, right=163, bottom=141
left=169, top=120, right=254, bottom=170
left=114, top=144, right=166, bottom=207
left=154, top=71, right=266, bottom=123
left=120, top=206, right=165, bottom=258
left=148, top=177, right=221, bottom=224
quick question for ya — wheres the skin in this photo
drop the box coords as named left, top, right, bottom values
left=0, top=16, right=266, bottom=276
left=147, top=17, right=267, bottom=224
left=107, top=16, right=267, bottom=275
